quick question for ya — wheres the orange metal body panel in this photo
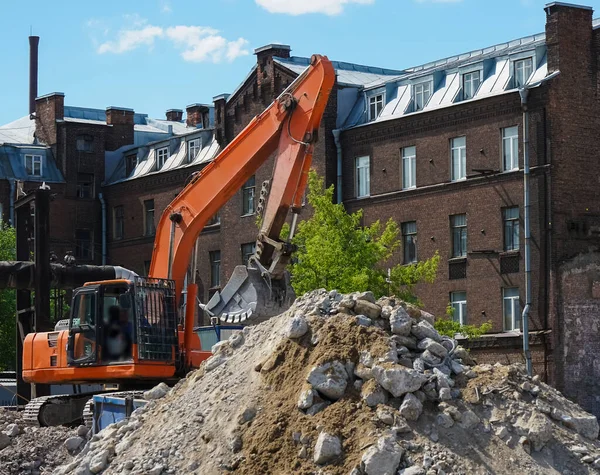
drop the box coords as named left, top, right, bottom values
left=149, top=56, right=335, bottom=297
left=23, top=330, right=176, bottom=384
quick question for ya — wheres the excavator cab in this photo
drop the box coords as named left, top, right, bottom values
left=67, top=283, right=135, bottom=366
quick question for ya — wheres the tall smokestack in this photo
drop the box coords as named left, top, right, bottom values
left=29, top=36, right=39, bottom=115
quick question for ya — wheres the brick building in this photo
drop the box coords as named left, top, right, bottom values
left=2, top=2, right=600, bottom=415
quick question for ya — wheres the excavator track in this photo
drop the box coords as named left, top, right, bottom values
left=23, top=394, right=94, bottom=427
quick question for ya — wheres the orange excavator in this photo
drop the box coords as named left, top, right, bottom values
left=21, top=55, right=335, bottom=426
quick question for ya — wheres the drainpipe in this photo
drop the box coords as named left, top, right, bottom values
left=8, top=179, right=15, bottom=226
left=99, top=192, right=107, bottom=265
left=333, top=129, right=342, bottom=204
left=519, top=87, right=532, bottom=377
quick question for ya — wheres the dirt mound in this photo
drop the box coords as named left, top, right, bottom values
left=0, top=406, right=86, bottom=475
left=55, top=290, right=600, bottom=474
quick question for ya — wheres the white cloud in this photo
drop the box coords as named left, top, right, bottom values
left=255, top=0, right=374, bottom=16
left=94, top=18, right=250, bottom=63
left=160, top=0, right=172, bottom=13
left=98, top=25, right=164, bottom=54
left=166, top=26, right=250, bottom=63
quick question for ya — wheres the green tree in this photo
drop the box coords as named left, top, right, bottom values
left=0, top=226, right=16, bottom=370
left=434, top=303, right=492, bottom=339
left=288, top=171, right=439, bottom=301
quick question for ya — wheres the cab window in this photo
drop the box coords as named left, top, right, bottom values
left=71, top=293, right=96, bottom=327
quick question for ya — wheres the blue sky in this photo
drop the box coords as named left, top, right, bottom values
left=1, top=0, right=599, bottom=124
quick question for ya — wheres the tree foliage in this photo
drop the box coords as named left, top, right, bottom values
left=0, top=226, right=16, bottom=370
left=434, top=303, right=492, bottom=339
left=287, top=171, right=439, bottom=301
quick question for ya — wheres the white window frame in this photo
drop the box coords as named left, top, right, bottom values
left=503, top=287, right=521, bottom=332
left=413, top=81, right=432, bottom=111
left=24, top=154, right=43, bottom=176
left=503, top=206, right=520, bottom=252
left=450, top=214, right=467, bottom=258
left=187, top=138, right=201, bottom=163
left=462, top=71, right=481, bottom=100
left=450, top=137, right=466, bottom=182
left=501, top=126, right=519, bottom=171
left=355, top=156, right=370, bottom=198
left=450, top=291, right=467, bottom=325
left=402, top=146, right=416, bottom=190
left=156, top=147, right=169, bottom=170
left=514, top=57, right=533, bottom=89
left=368, top=93, right=384, bottom=121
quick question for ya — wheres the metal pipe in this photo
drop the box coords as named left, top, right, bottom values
left=333, top=129, right=343, bottom=203
left=167, top=219, right=176, bottom=280
left=99, top=193, right=107, bottom=265
left=29, top=36, right=39, bottom=115
left=288, top=212, right=299, bottom=241
left=519, top=87, right=533, bottom=377
left=8, top=179, right=15, bottom=226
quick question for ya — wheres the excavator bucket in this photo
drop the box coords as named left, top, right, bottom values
left=203, top=265, right=295, bottom=324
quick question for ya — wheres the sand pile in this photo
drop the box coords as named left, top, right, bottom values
left=54, top=290, right=600, bottom=474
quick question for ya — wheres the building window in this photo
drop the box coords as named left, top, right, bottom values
left=209, top=250, right=221, bottom=288
left=503, top=287, right=521, bottom=332
left=76, top=134, right=94, bottom=152
left=75, top=229, right=92, bottom=260
left=402, top=221, right=417, bottom=264
left=450, top=137, right=466, bottom=182
left=24, top=154, right=43, bottom=176
left=207, top=212, right=220, bottom=226
left=450, top=291, right=467, bottom=325
left=113, top=206, right=124, bottom=240
left=514, top=58, right=533, bottom=89
left=402, top=146, right=416, bottom=190
left=502, top=126, right=519, bottom=171
left=451, top=214, right=467, bottom=258
left=126, top=154, right=137, bottom=176
left=503, top=207, right=520, bottom=252
left=242, top=176, right=256, bottom=215
left=76, top=173, right=94, bottom=199
left=241, top=242, right=256, bottom=264
left=368, top=94, right=384, bottom=121
left=156, top=147, right=169, bottom=170
left=355, top=156, right=370, bottom=198
left=144, top=199, right=155, bottom=236
left=188, top=138, right=201, bottom=163
left=462, top=71, right=480, bottom=100
left=413, top=82, right=431, bottom=111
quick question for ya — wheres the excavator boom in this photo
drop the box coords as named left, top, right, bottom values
left=149, top=55, right=335, bottom=321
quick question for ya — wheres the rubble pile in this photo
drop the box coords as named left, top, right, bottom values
left=55, top=290, right=600, bottom=474
left=0, top=406, right=87, bottom=474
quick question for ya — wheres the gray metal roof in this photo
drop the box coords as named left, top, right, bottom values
left=0, top=116, right=36, bottom=145
left=274, top=57, right=403, bottom=87
left=105, top=129, right=220, bottom=185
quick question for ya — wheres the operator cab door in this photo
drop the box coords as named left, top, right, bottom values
left=67, top=287, right=99, bottom=366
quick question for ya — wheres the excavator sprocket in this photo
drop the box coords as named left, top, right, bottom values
left=204, top=266, right=295, bottom=324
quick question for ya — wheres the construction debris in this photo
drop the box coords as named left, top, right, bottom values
left=53, top=289, right=600, bottom=474
left=0, top=406, right=86, bottom=474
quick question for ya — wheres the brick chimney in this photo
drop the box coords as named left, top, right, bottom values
left=166, top=109, right=183, bottom=122
left=254, top=44, right=291, bottom=105
left=186, top=103, right=210, bottom=128
left=212, top=95, right=229, bottom=147
left=34, top=92, right=64, bottom=146
left=545, top=2, right=593, bottom=76
left=105, top=106, right=134, bottom=151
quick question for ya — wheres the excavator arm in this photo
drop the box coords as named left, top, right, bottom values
left=149, top=54, right=335, bottom=323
